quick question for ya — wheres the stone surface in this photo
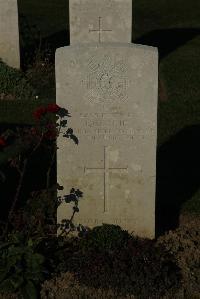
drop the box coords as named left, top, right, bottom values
left=56, top=43, right=158, bottom=239
left=0, top=0, right=20, bottom=68
left=70, top=0, right=132, bottom=44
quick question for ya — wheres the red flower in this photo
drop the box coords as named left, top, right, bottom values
left=0, top=137, right=6, bottom=147
left=46, top=104, right=61, bottom=113
left=33, top=106, right=47, bottom=120
left=43, top=123, right=58, bottom=140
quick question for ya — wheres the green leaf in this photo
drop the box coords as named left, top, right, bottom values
left=57, top=108, right=70, bottom=118
left=0, top=278, right=15, bottom=292
left=28, top=239, right=33, bottom=247
left=10, top=275, right=24, bottom=290
left=21, top=281, right=38, bottom=299
left=70, top=134, right=79, bottom=145
left=33, top=253, right=45, bottom=265
left=60, top=120, right=68, bottom=127
left=0, top=242, right=15, bottom=250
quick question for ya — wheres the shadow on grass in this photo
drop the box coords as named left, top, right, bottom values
left=156, top=124, right=200, bottom=236
left=20, top=28, right=70, bottom=68
left=134, top=28, right=200, bottom=60
left=18, top=0, right=69, bottom=68
left=20, top=27, right=200, bottom=68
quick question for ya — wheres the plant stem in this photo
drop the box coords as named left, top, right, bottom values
left=46, top=118, right=62, bottom=190
left=60, top=208, right=77, bottom=237
left=9, top=158, right=28, bottom=220
left=2, top=127, right=45, bottom=238
left=3, top=157, right=28, bottom=237
left=46, top=148, right=56, bottom=190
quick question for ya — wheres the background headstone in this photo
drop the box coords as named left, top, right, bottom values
left=0, top=0, right=20, bottom=68
left=56, top=43, right=158, bottom=239
left=70, top=0, right=132, bottom=44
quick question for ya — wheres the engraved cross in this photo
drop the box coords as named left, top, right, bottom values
left=84, top=146, right=128, bottom=212
left=89, top=17, right=112, bottom=43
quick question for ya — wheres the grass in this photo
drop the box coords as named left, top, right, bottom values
left=18, top=0, right=69, bottom=38
left=182, top=190, right=200, bottom=215
left=0, top=0, right=200, bottom=217
left=158, top=35, right=200, bottom=144
left=133, top=0, right=200, bottom=38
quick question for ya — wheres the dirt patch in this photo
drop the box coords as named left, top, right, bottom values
left=41, top=272, right=136, bottom=299
left=157, top=212, right=200, bottom=298
left=0, top=93, right=16, bottom=101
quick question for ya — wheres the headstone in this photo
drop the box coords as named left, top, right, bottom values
left=0, top=0, right=20, bottom=68
left=70, top=0, right=132, bottom=44
left=56, top=1, right=158, bottom=239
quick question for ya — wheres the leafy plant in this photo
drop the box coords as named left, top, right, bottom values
left=0, top=233, right=45, bottom=299
left=78, top=224, right=131, bottom=253
left=25, top=47, right=55, bottom=100
left=57, top=188, right=87, bottom=237
left=0, top=60, right=35, bottom=100
left=0, top=103, right=84, bottom=298
left=0, top=103, right=79, bottom=236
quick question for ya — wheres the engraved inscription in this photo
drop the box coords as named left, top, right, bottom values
left=82, top=54, right=129, bottom=102
left=84, top=146, right=128, bottom=212
left=75, top=112, right=154, bottom=142
left=80, top=112, right=134, bottom=118
left=77, top=218, right=133, bottom=225
left=89, top=17, right=112, bottom=43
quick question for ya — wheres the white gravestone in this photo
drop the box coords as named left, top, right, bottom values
left=0, top=0, right=20, bottom=68
left=56, top=2, right=158, bottom=239
left=70, top=0, right=132, bottom=44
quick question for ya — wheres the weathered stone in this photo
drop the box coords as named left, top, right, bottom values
left=70, top=0, right=132, bottom=44
left=0, top=0, right=20, bottom=68
left=56, top=43, right=158, bottom=239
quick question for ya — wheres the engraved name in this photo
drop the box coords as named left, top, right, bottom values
left=77, top=218, right=133, bottom=225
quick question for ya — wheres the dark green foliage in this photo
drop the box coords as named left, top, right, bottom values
left=0, top=60, right=35, bottom=101
left=0, top=127, right=33, bottom=166
left=63, top=128, right=79, bottom=145
left=78, top=224, right=131, bottom=253
left=0, top=233, right=46, bottom=299
left=57, top=188, right=85, bottom=236
left=25, top=49, right=55, bottom=101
